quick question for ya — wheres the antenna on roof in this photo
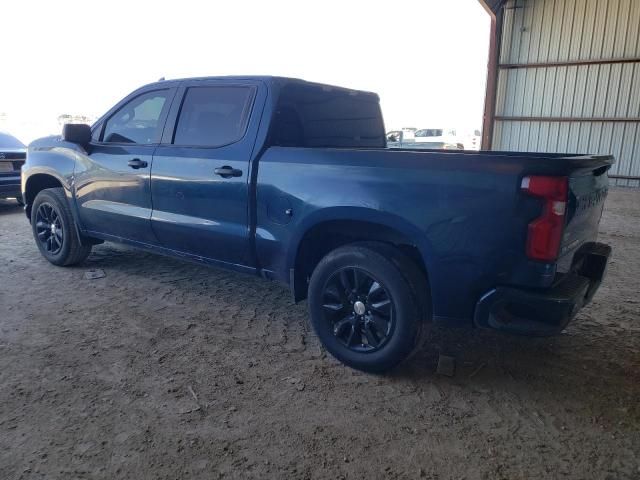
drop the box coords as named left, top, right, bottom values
left=158, top=77, right=165, bottom=82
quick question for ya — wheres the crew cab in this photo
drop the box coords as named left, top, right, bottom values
left=22, top=76, right=613, bottom=372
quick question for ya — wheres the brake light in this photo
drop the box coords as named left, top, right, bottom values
left=521, top=175, right=568, bottom=261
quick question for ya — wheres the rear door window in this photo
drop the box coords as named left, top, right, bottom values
left=102, top=90, right=170, bottom=144
left=173, top=86, right=255, bottom=147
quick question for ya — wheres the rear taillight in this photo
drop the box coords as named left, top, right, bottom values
left=521, top=175, right=568, bottom=262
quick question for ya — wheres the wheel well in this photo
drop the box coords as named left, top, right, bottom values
left=293, top=220, right=428, bottom=302
left=24, top=174, right=64, bottom=217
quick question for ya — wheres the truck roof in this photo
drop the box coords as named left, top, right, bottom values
left=139, top=76, right=379, bottom=99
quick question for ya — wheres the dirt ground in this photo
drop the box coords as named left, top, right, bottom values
left=0, top=188, right=638, bottom=480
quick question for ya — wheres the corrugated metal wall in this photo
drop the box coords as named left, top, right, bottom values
left=492, top=0, right=640, bottom=186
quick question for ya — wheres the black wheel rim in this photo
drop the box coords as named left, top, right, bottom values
left=35, top=202, right=64, bottom=255
left=321, top=267, right=395, bottom=353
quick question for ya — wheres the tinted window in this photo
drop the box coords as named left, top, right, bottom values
left=270, top=83, right=385, bottom=148
left=103, top=90, right=169, bottom=144
left=173, top=86, right=255, bottom=147
left=0, top=132, right=25, bottom=148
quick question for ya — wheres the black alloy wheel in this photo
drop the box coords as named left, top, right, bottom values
left=308, top=243, right=428, bottom=373
left=321, top=267, right=395, bottom=353
left=35, top=202, right=64, bottom=255
left=31, top=188, right=92, bottom=266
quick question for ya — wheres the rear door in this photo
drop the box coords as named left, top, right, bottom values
left=150, top=79, right=263, bottom=266
left=75, top=88, right=175, bottom=244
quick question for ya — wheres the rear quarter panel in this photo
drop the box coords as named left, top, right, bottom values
left=256, top=147, right=556, bottom=323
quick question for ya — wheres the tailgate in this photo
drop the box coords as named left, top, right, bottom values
left=558, top=160, right=611, bottom=269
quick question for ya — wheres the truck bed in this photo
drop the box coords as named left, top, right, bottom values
left=256, top=146, right=613, bottom=324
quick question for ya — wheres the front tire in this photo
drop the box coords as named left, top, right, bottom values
left=308, top=244, right=426, bottom=373
left=31, top=188, right=91, bottom=266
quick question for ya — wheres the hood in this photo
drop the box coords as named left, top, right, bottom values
left=28, top=135, right=63, bottom=150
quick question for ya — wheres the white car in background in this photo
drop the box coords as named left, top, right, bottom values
left=386, top=128, right=416, bottom=146
left=387, top=128, right=481, bottom=150
left=414, top=128, right=463, bottom=150
left=459, top=129, right=482, bottom=150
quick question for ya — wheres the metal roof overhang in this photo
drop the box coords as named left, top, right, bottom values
left=478, top=0, right=507, bottom=15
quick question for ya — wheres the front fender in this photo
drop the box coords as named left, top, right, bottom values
left=23, top=138, right=86, bottom=226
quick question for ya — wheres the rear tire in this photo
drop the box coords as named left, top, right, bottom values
left=308, top=244, right=427, bottom=373
left=360, top=242, right=432, bottom=356
left=31, top=188, right=91, bottom=266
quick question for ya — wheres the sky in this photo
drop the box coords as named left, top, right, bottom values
left=1, top=0, right=490, bottom=143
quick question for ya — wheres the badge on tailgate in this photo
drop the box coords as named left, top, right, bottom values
left=575, top=187, right=608, bottom=214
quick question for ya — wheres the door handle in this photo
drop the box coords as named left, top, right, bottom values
left=128, top=158, right=148, bottom=169
left=214, top=166, right=242, bottom=178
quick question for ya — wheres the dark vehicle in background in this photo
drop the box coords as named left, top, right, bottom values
left=0, top=132, right=26, bottom=205
left=21, top=76, right=612, bottom=372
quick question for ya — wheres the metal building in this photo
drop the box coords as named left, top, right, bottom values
left=480, top=0, right=640, bottom=186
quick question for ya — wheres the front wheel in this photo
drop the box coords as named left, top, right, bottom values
left=308, top=244, right=426, bottom=373
left=31, top=188, right=91, bottom=266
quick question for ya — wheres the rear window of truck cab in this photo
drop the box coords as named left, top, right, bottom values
left=269, top=83, right=385, bottom=149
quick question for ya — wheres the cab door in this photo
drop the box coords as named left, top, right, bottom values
left=75, top=88, right=175, bottom=245
left=150, top=80, right=264, bottom=266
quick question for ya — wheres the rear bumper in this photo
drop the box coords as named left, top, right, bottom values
left=474, top=242, right=611, bottom=336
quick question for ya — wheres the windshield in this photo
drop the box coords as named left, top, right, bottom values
left=0, top=132, right=25, bottom=149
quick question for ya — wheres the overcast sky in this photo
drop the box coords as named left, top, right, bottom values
left=2, top=0, right=490, bottom=143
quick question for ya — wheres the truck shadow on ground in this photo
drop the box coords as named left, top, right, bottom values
left=76, top=241, right=639, bottom=430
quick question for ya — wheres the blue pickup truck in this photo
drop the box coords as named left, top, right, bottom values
left=22, top=76, right=612, bottom=372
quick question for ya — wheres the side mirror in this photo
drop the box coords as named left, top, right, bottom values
left=62, top=123, right=92, bottom=147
